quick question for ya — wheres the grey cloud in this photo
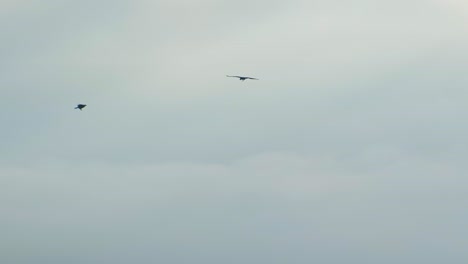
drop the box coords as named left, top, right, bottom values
left=1, top=151, right=467, bottom=263
left=1, top=0, right=468, bottom=263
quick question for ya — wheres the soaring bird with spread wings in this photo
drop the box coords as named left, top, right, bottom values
left=226, top=75, right=259, bottom=81
left=75, top=104, right=87, bottom=111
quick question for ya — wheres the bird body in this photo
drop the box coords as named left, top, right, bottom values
left=75, top=104, right=87, bottom=110
left=226, top=75, right=259, bottom=81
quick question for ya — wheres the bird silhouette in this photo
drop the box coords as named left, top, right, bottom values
left=75, top=104, right=87, bottom=111
left=226, top=75, right=259, bottom=81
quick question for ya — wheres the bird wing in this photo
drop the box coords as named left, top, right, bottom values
left=247, top=77, right=259, bottom=80
left=227, top=75, right=242, bottom=78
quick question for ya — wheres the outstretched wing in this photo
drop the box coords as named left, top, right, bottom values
left=247, top=77, right=259, bottom=80
left=226, top=75, right=242, bottom=78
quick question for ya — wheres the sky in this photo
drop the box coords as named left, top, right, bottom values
left=1, top=0, right=468, bottom=263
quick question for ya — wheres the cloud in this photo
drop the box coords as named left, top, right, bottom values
left=1, top=0, right=468, bottom=263
left=1, top=151, right=467, bottom=263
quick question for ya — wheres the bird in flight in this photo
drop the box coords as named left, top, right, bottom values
left=226, top=75, right=259, bottom=81
left=75, top=104, right=87, bottom=111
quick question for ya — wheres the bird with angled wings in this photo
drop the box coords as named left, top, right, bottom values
left=226, top=75, right=259, bottom=81
left=75, top=104, right=87, bottom=111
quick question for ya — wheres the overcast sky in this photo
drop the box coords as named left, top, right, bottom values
left=1, top=0, right=468, bottom=263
